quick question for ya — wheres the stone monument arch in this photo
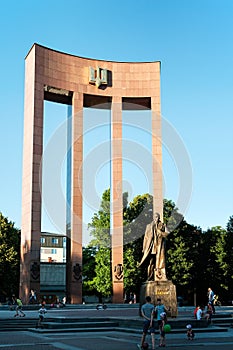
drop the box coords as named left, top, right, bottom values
left=20, top=43, right=162, bottom=303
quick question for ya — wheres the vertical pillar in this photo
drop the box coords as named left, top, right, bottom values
left=20, top=46, right=44, bottom=303
left=111, top=96, right=124, bottom=303
left=151, top=92, right=163, bottom=218
left=67, top=93, right=83, bottom=303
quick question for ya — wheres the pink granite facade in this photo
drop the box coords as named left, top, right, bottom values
left=21, top=44, right=162, bottom=303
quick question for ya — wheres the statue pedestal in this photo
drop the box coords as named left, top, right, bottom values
left=139, top=280, right=178, bottom=317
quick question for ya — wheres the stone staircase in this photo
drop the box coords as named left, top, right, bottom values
left=0, top=308, right=231, bottom=334
left=211, top=312, right=233, bottom=328
left=0, top=317, right=230, bottom=334
left=0, top=318, right=39, bottom=331
left=0, top=317, right=120, bottom=333
left=31, top=318, right=120, bottom=333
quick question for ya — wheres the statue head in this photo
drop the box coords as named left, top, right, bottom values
left=153, top=212, right=160, bottom=222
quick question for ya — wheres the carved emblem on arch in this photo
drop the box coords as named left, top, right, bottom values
left=89, top=66, right=108, bottom=88
left=30, top=261, right=40, bottom=281
left=73, top=263, right=82, bottom=281
left=114, top=263, right=123, bottom=280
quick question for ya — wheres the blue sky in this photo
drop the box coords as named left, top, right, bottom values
left=0, top=0, right=233, bottom=242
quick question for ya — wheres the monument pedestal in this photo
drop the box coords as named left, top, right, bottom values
left=139, top=280, right=178, bottom=317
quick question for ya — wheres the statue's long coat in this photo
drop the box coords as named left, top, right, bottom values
left=139, top=220, right=167, bottom=270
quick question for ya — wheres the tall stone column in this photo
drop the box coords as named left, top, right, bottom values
left=20, top=46, right=44, bottom=303
left=151, top=95, right=163, bottom=217
left=111, top=97, right=124, bottom=303
left=66, top=94, right=83, bottom=303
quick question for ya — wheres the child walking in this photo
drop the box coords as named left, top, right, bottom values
left=159, top=312, right=167, bottom=347
left=37, top=304, right=47, bottom=328
left=186, top=324, right=195, bottom=340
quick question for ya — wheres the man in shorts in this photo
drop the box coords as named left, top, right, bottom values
left=138, top=296, right=155, bottom=350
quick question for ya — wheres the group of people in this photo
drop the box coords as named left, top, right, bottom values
left=188, top=287, right=217, bottom=344
left=124, top=292, right=136, bottom=304
left=138, top=288, right=217, bottom=348
left=8, top=289, right=68, bottom=328
left=194, top=287, right=216, bottom=324
left=138, top=296, right=168, bottom=349
left=8, top=292, right=48, bottom=328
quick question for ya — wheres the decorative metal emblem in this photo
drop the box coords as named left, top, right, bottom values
left=114, top=263, right=123, bottom=280
left=73, top=263, right=82, bottom=281
left=30, top=261, right=40, bottom=280
left=89, top=66, right=108, bottom=88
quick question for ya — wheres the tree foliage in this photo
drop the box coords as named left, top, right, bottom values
left=86, top=189, right=112, bottom=298
left=0, top=212, right=20, bottom=299
left=123, top=193, right=153, bottom=293
left=88, top=188, right=111, bottom=248
left=82, top=246, right=97, bottom=296
left=93, top=247, right=112, bottom=299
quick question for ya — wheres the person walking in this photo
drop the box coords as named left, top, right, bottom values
left=158, top=312, right=167, bottom=347
left=155, top=298, right=168, bottom=324
left=13, top=296, right=25, bottom=317
left=205, top=302, right=213, bottom=324
left=154, top=298, right=168, bottom=347
left=207, top=287, right=216, bottom=314
left=186, top=324, right=195, bottom=340
left=37, top=304, right=47, bottom=328
left=138, top=296, right=156, bottom=350
left=29, top=289, right=37, bottom=304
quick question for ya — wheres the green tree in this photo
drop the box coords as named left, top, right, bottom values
left=93, top=247, right=112, bottom=300
left=86, top=191, right=153, bottom=298
left=166, top=222, right=202, bottom=301
left=163, top=198, right=184, bottom=230
left=87, top=189, right=112, bottom=298
left=194, top=220, right=233, bottom=304
left=82, top=246, right=97, bottom=296
left=164, top=201, right=202, bottom=302
left=0, top=212, right=20, bottom=300
left=201, top=226, right=226, bottom=291
left=224, top=216, right=233, bottom=299
left=88, top=188, right=111, bottom=248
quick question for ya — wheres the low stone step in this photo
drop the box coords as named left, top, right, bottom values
left=212, top=312, right=233, bottom=318
left=215, top=324, right=232, bottom=327
left=211, top=318, right=233, bottom=327
left=117, top=325, right=229, bottom=334
left=47, top=317, right=112, bottom=323
left=119, top=318, right=209, bottom=329
left=42, top=321, right=119, bottom=329
left=29, top=326, right=117, bottom=334
left=28, top=325, right=229, bottom=335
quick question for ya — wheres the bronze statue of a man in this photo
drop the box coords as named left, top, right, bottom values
left=139, top=212, right=169, bottom=281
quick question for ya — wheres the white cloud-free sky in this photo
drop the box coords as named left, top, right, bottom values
left=0, top=0, right=232, bottom=243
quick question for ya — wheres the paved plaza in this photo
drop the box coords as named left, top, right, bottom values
left=0, top=327, right=233, bottom=350
left=0, top=328, right=233, bottom=350
left=0, top=306, right=233, bottom=349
